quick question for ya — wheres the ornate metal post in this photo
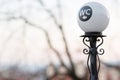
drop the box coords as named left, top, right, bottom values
left=81, top=32, right=105, bottom=80
left=77, top=2, right=110, bottom=80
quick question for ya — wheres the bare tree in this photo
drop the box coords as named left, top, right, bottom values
left=38, top=0, right=88, bottom=80
left=0, top=0, right=87, bottom=80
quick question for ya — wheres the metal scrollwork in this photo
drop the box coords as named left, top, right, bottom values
left=83, top=37, right=90, bottom=54
left=96, top=37, right=105, bottom=55
left=81, top=33, right=106, bottom=80
left=83, top=49, right=89, bottom=54
left=98, top=48, right=105, bottom=55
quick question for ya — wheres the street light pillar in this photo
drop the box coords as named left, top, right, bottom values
left=89, top=36, right=98, bottom=80
left=77, top=2, right=110, bottom=80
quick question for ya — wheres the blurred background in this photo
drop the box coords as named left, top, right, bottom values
left=0, top=0, right=119, bottom=80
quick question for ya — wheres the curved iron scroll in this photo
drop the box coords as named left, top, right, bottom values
left=96, top=37, right=105, bottom=55
left=83, top=37, right=90, bottom=54
left=82, top=36, right=105, bottom=80
left=83, top=37, right=104, bottom=55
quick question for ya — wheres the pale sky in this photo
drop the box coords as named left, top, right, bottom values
left=0, top=0, right=119, bottom=69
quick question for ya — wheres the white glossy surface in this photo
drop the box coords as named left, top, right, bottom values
left=78, top=2, right=110, bottom=32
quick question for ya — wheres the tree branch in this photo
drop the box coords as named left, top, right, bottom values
left=17, top=16, right=68, bottom=70
left=39, top=0, right=75, bottom=72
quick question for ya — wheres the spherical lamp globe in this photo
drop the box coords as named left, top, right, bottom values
left=77, top=2, right=110, bottom=32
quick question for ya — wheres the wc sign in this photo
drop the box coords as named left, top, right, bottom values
left=79, top=6, right=92, bottom=21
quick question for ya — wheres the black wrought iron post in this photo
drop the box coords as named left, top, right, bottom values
left=77, top=1, right=110, bottom=80
left=81, top=32, right=105, bottom=80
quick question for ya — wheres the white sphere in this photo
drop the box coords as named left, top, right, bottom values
left=77, top=2, right=110, bottom=32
